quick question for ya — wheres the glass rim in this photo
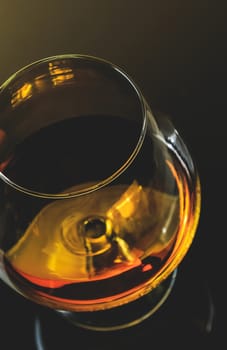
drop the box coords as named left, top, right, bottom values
left=0, top=54, right=148, bottom=199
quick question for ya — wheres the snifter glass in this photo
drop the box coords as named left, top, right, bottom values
left=0, top=54, right=201, bottom=332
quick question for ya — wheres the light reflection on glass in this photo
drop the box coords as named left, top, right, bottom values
left=11, top=82, right=32, bottom=108
left=10, top=63, right=75, bottom=108
left=48, top=62, right=74, bottom=86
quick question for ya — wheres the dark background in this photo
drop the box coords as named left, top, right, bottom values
left=0, top=1, right=226, bottom=348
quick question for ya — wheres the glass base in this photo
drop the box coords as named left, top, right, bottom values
left=55, top=269, right=177, bottom=332
left=33, top=266, right=216, bottom=349
left=0, top=262, right=216, bottom=349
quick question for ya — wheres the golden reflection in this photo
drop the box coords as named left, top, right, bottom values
left=11, top=82, right=32, bottom=108
left=10, top=63, right=75, bottom=108
left=107, top=181, right=144, bottom=220
left=48, top=62, right=74, bottom=86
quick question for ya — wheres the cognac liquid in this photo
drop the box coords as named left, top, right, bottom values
left=0, top=115, right=199, bottom=311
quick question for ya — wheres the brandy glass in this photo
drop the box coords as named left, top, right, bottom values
left=0, top=54, right=201, bottom=332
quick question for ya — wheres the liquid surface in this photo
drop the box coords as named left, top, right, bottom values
left=0, top=115, right=198, bottom=311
